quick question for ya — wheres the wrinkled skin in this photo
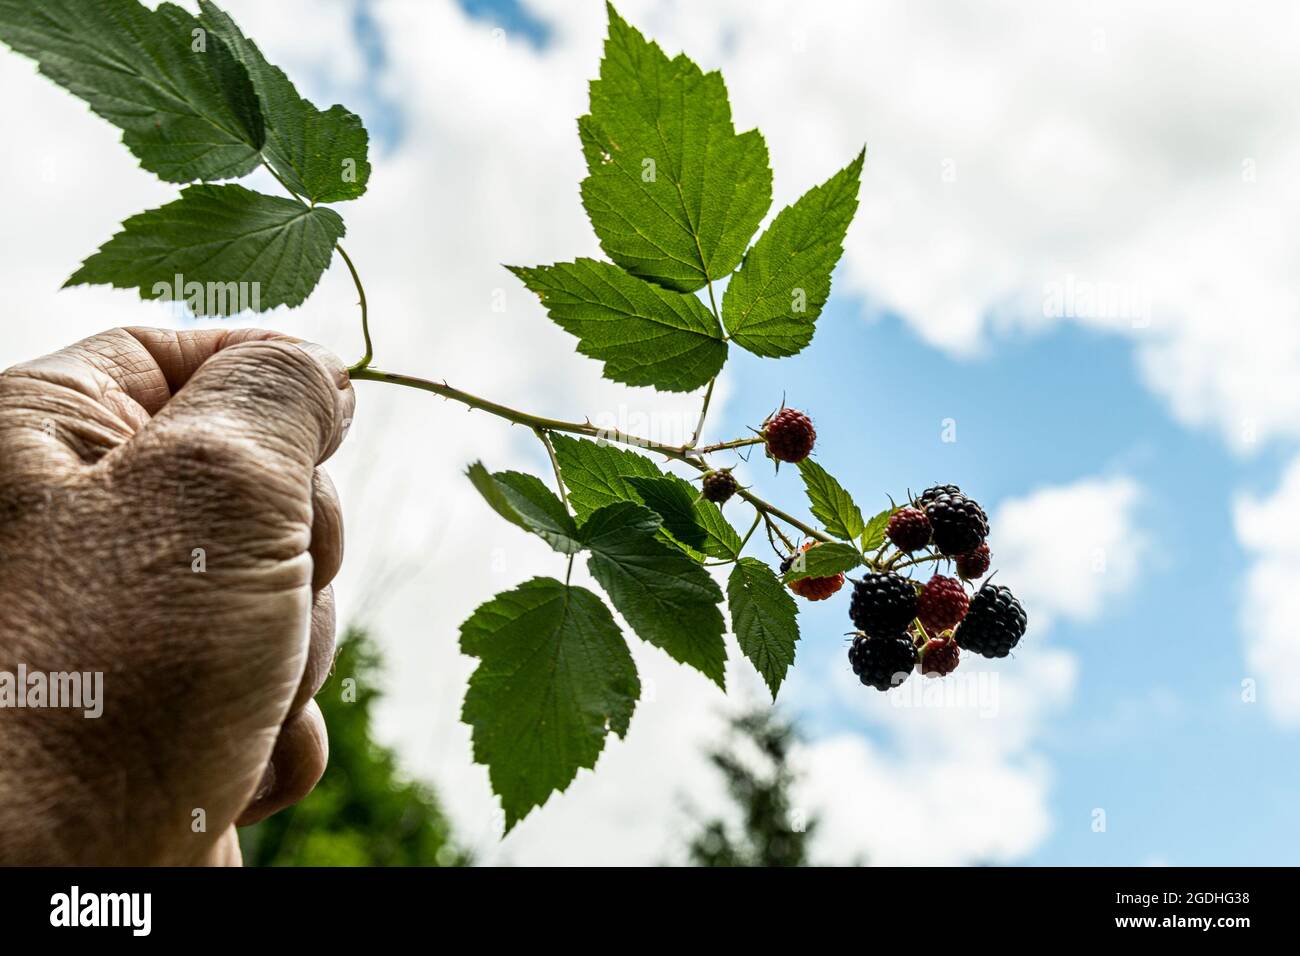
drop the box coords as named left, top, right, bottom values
left=0, top=329, right=354, bottom=865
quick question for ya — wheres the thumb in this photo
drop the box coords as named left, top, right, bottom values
left=136, top=334, right=355, bottom=476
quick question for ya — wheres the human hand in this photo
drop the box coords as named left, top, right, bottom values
left=0, top=328, right=354, bottom=865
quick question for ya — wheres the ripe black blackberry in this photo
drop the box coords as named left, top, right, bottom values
left=955, top=542, right=991, bottom=580
left=924, top=492, right=989, bottom=556
left=763, top=408, right=816, bottom=463
left=886, top=506, right=931, bottom=552
left=955, top=584, right=1027, bottom=658
left=701, top=469, right=738, bottom=504
left=848, top=633, right=917, bottom=691
left=848, top=572, right=918, bottom=637
left=916, top=484, right=961, bottom=509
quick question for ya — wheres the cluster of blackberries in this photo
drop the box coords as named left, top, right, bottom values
left=842, top=484, right=1026, bottom=692
left=701, top=412, right=1026, bottom=693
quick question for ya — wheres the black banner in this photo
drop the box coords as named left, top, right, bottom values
left=0, top=866, right=1282, bottom=941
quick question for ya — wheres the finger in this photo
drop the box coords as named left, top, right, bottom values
left=122, top=327, right=291, bottom=406
left=139, top=335, right=355, bottom=474
left=235, top=700, right=329, bottom=827
left=1, top=333, right=154, bottom=433
left=291, top=586, right=338, bottom=714
left=198, top=827, right=243, bottom=867
left=4, top=328, right=292, bottom=418
left=310, top=468, right=344, bottom=591
left=0, top=328, right=326, bottom=475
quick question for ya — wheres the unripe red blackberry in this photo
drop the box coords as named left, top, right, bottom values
left=789, top=574, right=843, bottom=601
left=920, top=635, right=960, bottom=677
left=886, top=507, right=931, bottom=552
left=916, top=574, right=969, bottom=634
left=924, top=492, right=989, bottom=556
left=763, top=408, right=816, bottom=463
left=701, top=469, right=738, bottom=504
left=848, top=572, right=917, bottom=637
left=955, top=584, right=1027, bottom=658
left=955, top=542, right=991, bottom=581
left=782, top=541, right=844, bottom=601
left=848, top=633, right=917, bottom=691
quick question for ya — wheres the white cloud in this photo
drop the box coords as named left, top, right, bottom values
left=1233, top=457, right=1300, bottom=727
left=0, top=1, right=1156, bottom=864
left=989, top=476, right=1147, bottom=633
left=797, top=650, right=1076, bottom=866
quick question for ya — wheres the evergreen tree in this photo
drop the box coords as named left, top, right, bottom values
left=686, top=707, right=824, bottom=867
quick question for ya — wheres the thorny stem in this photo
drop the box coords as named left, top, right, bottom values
left=348, top=367, right=680, bottom=452
left=534, top=427, right=569, bottom=511
left=764, top=512, right=797, bottom=552
left=695, top=435, right=765, bottom=455
left=347, top=366, right=834, bottom=546
left=890, top=552, right=947, bottom=572
left=763, top=515, right=785, bottom=558
left=337, top=244, right=372, bottom=373
left=260, top=159, right=373, bottom=374
left=688, top=376, right=716, bottom=449
left=686, top=279, right=723, bottom=449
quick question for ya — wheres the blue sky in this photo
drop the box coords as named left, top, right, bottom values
left=440, top=0, right=1300, bottom=865
left=742, top=301, right=1295, bottom=866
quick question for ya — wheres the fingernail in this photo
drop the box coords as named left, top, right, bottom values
left=253, top=761, right=277, bottom=803
left=294, top=341, right=351, bottom=390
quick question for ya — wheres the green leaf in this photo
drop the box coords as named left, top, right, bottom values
left=781, top=541, right=862, bottom=583
left=460, top=577, right=639, bottom=831
left=466, top=463, right=581, bottom=555
left=549, top=435, right=745, bottom=561
left=64, top=184, right=344, bottom=314
left=577, top=4, right=772, bottom=293
left=549, top=435, right=742, bottom=560
left=862, top=506, right=897, bottom=552
left=798, top=459, right=865, bottom=542
left=198, top=1, right=370, bottom=203
left=581, top=502, right=728, bottom=688
left=722, top=150, right=865, bottom=357
left=728, top=558, right=800, bottom=699
left=625, top=476, right=706, bottom=550
left=508, top=259, right=726, bottom=392
left=550, top=434, right=666, bottom=522
left=693, top=495, right=745, bottom=561
left=0, top=0, right=265, bottom=183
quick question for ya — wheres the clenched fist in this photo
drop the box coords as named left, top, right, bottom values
left=0, top=328, right=354, bottom=865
